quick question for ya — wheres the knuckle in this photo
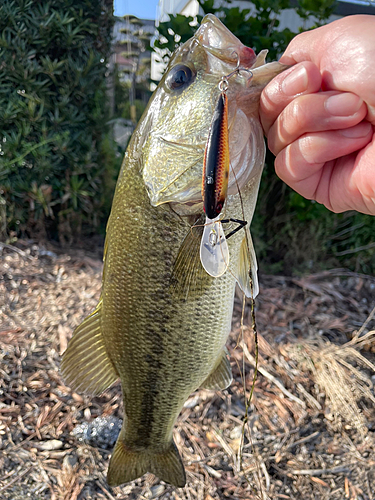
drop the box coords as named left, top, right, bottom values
left=269, top=99, right=308, bottom=154
left=283, top=99, right=308, bottom=136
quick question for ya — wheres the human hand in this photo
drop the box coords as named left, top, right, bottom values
left=259, top=15, right=375, bottom=215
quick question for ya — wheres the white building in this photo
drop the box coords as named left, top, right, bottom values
left=157, top=0, right=375, bottom=23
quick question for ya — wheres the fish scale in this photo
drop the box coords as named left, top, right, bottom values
left=61, top=13, right=288, bottom=488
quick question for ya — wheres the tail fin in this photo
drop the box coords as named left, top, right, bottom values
left=107, top=427, right=186, bottom=488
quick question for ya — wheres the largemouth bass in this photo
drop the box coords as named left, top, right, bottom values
left=61, top=14, right=287, bottom=488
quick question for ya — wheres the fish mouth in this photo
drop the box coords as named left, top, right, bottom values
left=195, top=14, right=257, bottom=69
left=141, top=14, right=288, bottom=215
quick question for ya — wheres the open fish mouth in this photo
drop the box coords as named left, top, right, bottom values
left=141, top=14, right=287, bottom=215
left=194, top=14, right=257, bottom=72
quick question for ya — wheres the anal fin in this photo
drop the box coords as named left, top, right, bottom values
left=107, top=426, right=186, bottom=487
left=201, top=348, right=232, bottom=390
left=61, top=301, right=118, bottom=396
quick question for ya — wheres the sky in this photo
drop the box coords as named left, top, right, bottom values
left=114, top=0, right=159, bottom=20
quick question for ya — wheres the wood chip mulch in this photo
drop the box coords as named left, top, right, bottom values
left=1, top=240, right=374, bottom=500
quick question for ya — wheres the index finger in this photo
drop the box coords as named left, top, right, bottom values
left=260, top=61, right=322, bottom=135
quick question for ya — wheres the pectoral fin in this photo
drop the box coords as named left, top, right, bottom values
left=170, top=220, right=212, bottom=300
left=237, top=232, right=259, bottom=298
left=107, top=425, right=186, bottom=487
left=201, top=348, right=232, bottom=390
left=61, top=301, right=118, bottom=396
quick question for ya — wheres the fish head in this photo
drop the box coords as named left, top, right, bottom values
left=139, top=14, right=288, bottom=215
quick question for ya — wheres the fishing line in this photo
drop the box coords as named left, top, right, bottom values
left=228, top=160, right=262, bottom=496
left=198, top=58, right=261, bottom=491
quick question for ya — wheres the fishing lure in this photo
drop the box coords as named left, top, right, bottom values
left=200, top=81, right=230, bottom=278
left=200, top=64, right=252, bottom=278
left=202, top=89, right=229, bottom=220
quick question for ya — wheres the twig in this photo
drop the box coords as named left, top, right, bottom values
left=353, top=303, right=375, bottom=339
left=202, top=464, right=221, bottom=478
left=289, top=465, right=350, bottom=476
left=0, top=470, right=16, bottom=482
left=211, top=428, right=235, bottom=459
left=98, top=478, right=117, bottom=500
left=260, top=460, right=270, bottom=491
left=188, top=451, right=223, bottom=464
left=285, top=431, right=320, bottom=450
left=6, top=432, right=38, bottom=450
left=0, top=242, right=34, bottom=260
left=334, top=241, right=375, bottom=256
left=0, top=466, right=33, bottom=492
left=296, top=383, right=322, bottom=410
left=241, top=342, right=306, bottom=408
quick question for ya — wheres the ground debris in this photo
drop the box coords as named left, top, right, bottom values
left=1, top=241, right=375, bottom=499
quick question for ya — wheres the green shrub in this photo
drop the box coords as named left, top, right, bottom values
left=0, top=0, right=120, bottom=241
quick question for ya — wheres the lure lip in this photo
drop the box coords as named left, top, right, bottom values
left=200, top=215, right=229, bottom=277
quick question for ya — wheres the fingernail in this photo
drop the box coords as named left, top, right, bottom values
left=325, top=93, right=363, bottom=116
left=282, top=66, right=308, bottom=96
left=340, top=122, right=372, bottom=138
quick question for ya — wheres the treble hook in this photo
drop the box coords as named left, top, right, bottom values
left=218, top=51, right=253, bottom=92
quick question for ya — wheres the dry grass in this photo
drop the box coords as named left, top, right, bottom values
left=1, top=241, right=375, bottom=499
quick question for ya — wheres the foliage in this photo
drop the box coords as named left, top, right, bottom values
left=153, top=0, right=336, bottom=63
left=0, top=0, right=120, bottom=241
left=120, top=97, right=150, bottom=123
left=113, top=69, right=152, bottom=123
left=153, top=13, right=198, bottom=63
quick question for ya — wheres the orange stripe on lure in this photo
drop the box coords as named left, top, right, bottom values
left=202, top=91, right=229, bottom=220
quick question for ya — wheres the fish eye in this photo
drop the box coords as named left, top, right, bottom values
left=165, top=64, right=195, bottom=91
